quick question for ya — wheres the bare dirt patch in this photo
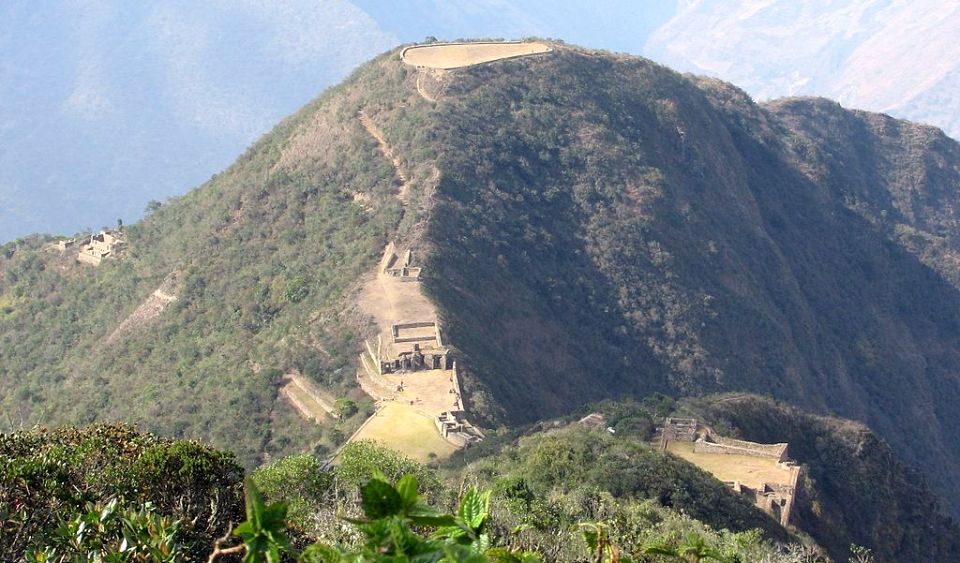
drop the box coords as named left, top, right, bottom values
left=401, top=42, right=552, bottom=70
left=359, top=359, right=461, bottom=418
left=356, top=268, right=442, bottom=360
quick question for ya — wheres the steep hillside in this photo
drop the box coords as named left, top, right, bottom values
left=4, top=41, right=960, bottom=527
left=406, top=47, right=960, bottom=515
left=455, top=394, right=960, bottom=563
left=0, top=55, right=430, bottom=465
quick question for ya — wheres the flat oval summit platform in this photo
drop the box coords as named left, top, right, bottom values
left=401, top=41, right=552, bottom=69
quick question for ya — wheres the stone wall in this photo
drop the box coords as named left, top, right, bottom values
left=392, top=321, right=440, bottom=344
left=450, top=361, right=463, bottom=411
left=655, top=417, right=698, bottom=444
left=694, top=435, right=788, bottom=461
left=435, top=410, right=484, bottom=448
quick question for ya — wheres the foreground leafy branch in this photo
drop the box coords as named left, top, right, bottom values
left=216, top=474, right=539, bottom=562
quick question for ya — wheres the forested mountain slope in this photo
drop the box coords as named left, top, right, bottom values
left=414, top=48, right=960, bottom=514
left=3, top=43, right=960, bottom=520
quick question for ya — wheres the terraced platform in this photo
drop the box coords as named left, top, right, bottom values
left=401, top=41, right=552, bottom=69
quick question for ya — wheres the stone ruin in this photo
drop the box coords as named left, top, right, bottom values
left=577, top=413, right=607, bottom=430
left=56, top=238, right=76, bottom=253
left=382, top=244, right=422, bottom=281
left=653, top=417, right=698, bottom=445
left=392, top=321, right=443, bottom=345
left=379, top=343, right=454, bottom=374
left=77, top=230, right=124, bottom=266
left=355, top=239, right=482, bottom=449
left=435, top=411, right=484, bottom=448
left=656, top=417, right=800, bottom=527
left=726, top=480, right=797, bottom=528
left=694, top=433, right=789, bottom=462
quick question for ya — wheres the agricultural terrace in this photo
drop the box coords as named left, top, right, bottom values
left=401, top=41, right=552, bottom=69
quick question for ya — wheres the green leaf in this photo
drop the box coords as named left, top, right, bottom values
left=360, top=478, right=404, bottom=519
left=485, top=547, right=521, bottom=563
left=441, top=543, right=488, bottom=563
left=299, top=543, right=345, bottom=563
left=240, top=478, right=267, bottom=534
left=581, top=527, right=599, bottom=552
left=396, top=474, right=420, bottom=508
left=233, top=521, right=254, bottom=538
left=432, top=524, right=468, bottom=543
left=457, top=488, right=490, bottom=532
left=409, top=504, right=458, bottom=528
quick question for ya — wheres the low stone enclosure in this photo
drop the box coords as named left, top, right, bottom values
left=77, top=230, right=124, bottom=266
left=435, top=411, right=485, bottom=448
left=658, top=417, right=801, bottom=527
left=382, top=246, right=422, bottom=281
left=654, top=417, right=698, bottom=443
left=392, top=321, right=443, bottom=345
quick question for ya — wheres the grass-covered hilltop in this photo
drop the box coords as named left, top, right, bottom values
left=3, top=40, right=960, bottom=561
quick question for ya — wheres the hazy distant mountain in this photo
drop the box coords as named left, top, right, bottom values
left=646, top=0, right=960, bottom=140
left=0, top=1, right=674, bottom=243
left=6, top=1, right=960, bottom=244
left=0, top=0, right=396, bottom=243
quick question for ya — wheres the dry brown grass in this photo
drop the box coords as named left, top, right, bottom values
left=351, top=402, right=458, bottom=462
left=402, top=42, right=552, bottom=70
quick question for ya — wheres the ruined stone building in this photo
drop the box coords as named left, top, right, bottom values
left=382, top=245, right=422, bottom=281
left=657, top=417, right=800, bottom=527
left=77, top=231, right=124, bottom=266
left=435, top=411, right=484, bottom=447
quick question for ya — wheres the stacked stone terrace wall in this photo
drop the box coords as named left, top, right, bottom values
left=694, top=435, right=788, bottom=461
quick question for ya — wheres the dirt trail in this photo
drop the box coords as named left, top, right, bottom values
left=416, top=70, right=435, bottom=102
left=358, top=111, right=410, bottom=202
left=347, top=106, right=477, bottom=453
left=415, top=68, right=449, bottom=102
left=106, top=274, right=179, bottom=344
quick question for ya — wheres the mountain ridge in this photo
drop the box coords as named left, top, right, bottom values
left=3, top=41, right=960, bottom=532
